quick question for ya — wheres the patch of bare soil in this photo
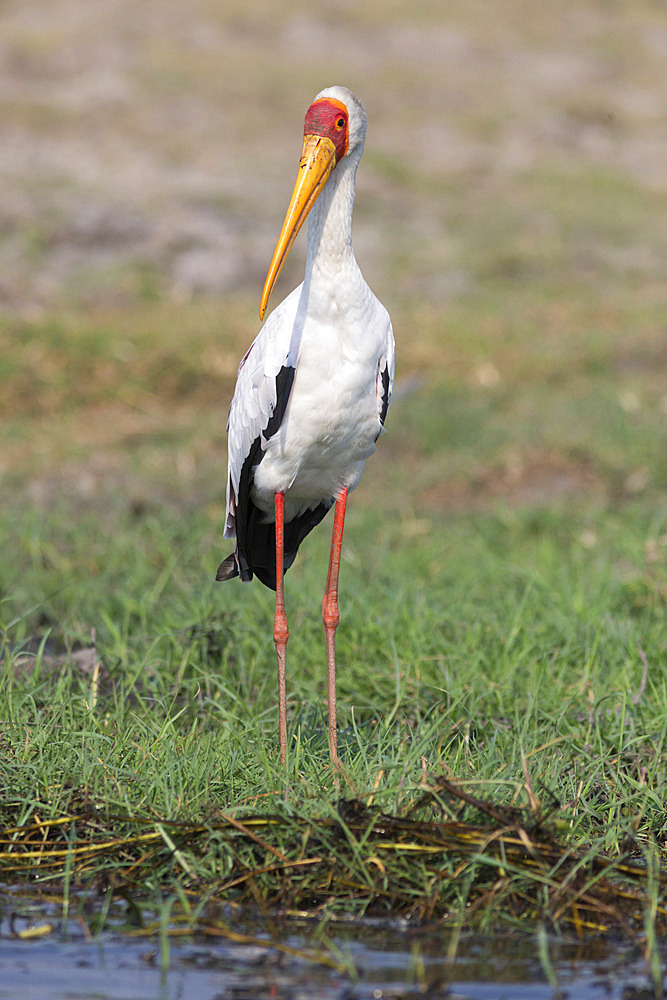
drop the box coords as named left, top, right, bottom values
left=1, top=0, right=666, bottom=314
left=422, top=450, right=604, bottom=512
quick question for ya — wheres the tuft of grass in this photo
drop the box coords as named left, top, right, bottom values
left=1, top=793, right=665, bottom=939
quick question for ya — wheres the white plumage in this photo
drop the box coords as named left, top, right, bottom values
left=217, top=86, right=394, bottom=763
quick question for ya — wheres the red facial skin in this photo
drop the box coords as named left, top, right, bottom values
left=304, top=99, right=349, bottom=163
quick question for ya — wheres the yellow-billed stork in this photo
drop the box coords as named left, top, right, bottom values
left=217, top=86, right=394, bottom=765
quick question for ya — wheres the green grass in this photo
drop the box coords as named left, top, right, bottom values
left=1, top=223, right=666, bottom=950
left=2, top=494, right=664, bottom=821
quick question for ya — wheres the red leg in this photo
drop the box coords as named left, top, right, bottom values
left=322, top=487, right=348, bottom=765
left=273, top=491, right=288, bottom=764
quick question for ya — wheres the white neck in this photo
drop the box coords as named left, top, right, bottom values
left=304, top=150, right=361, bottom=290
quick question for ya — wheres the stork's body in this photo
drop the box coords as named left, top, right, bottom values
left=217, top=87, right=394, bottom=764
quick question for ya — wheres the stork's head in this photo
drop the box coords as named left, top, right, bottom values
left=304, top=85, right=367, bottom=164
left=259, top=87, right=367, bottom=319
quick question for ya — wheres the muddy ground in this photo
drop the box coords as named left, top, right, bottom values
left=2, top=0, right=666, bottom=315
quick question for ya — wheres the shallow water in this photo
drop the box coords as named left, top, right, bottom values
left=0, top=895, right=662, bottom=999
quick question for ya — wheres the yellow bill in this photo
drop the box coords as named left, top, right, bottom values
left=259, top=134, right=337, bottom=320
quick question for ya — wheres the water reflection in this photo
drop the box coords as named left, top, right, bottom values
left=0, top=893, right=662, bottom=999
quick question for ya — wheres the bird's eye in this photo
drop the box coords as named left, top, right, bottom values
left=336, top=117, right=345, bottom=130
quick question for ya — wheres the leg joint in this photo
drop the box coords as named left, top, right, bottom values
left=273, top=613, right=289, bottom=647
left=322, top=595, right=340, bottom=631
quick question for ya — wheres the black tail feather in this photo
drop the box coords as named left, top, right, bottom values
left=215, top=553, right=239, bottom=582
left=216, top=500, right=333, bottom=591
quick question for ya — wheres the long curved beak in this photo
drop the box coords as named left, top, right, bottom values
left=259, top=134, right=337, bottom=320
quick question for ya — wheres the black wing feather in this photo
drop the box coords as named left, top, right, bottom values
left=379, top=363, right=390, bottom=426
left=374, top=362, right=391, bottom=442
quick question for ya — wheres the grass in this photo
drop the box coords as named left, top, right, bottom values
left=2, top=499, right=664, bottom=820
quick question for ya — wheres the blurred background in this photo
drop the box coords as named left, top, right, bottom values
left=1, top=0, right=665, bottom=544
